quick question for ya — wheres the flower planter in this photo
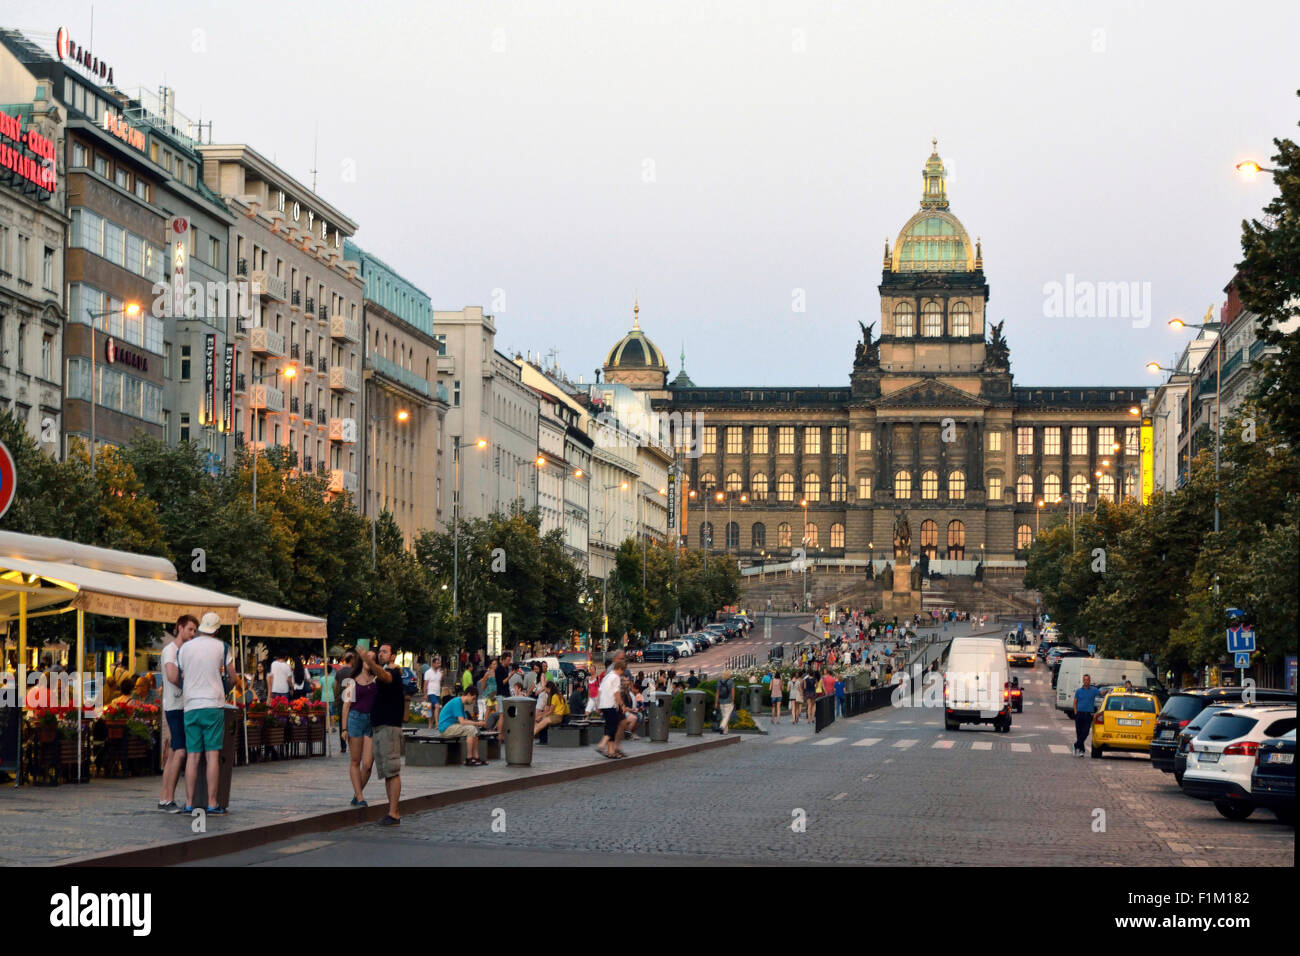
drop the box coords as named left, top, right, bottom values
left=105, top=721, right=127, bottom=740
left=37, top=725, right=57, bottom=743
left=264, top=721, right=286, bottom=747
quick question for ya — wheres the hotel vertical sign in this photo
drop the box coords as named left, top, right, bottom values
left=169, top=217, right=189, bottom=319
left=223, top=344, right=235, bottom=433
left=204, top=334, right=216, bottom=425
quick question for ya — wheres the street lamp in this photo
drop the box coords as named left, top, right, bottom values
left=799, top=498, right=809, bottom=610
left=1235, top=160, right=1278, bottom=179
left=452, top=437, right=489, bottom=622
left=369, top=408, right=411, bottom=568
left=1035, top=499, right=1044, bottom=536
left=598, top=480, right=629, bottom=657
left=248, top=363, right=296, bottom=511
left=86, top=302, right=141, bottom=477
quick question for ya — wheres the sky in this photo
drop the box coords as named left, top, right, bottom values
left=7, top=0, right=1298, bottom=388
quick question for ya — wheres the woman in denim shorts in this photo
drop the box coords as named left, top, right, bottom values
left=343, top=660, right=377, bottom=807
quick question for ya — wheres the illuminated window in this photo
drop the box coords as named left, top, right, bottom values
left=894, top=470, right=912, bottom=499
left=1017, top=525, right=1034, bottom=550
left=948, top=470, right=965, bottom=500
left=1017, top=474, right=1034, bottom=503
left=987, top=475, right=1003, bottom=502
left=804, top=473, right=821, bottom=502
left=752, top=427, right=768, bottom=455
left=1098, top=474, right=1116, bottom=501
left=804, top=523, right=819, bottom=548
left=778, top=522, right=791, bottom=548
left=1125, top=427, right=1140, bottom=456
left=777, top=473, right=794, bottom=501
left=857, top=475, right=872, bottom=501
left=830, top=427, right=847, bottom=455
left=726, top=472, right=742, bottom=492
left=1017, top=428, right=1034, bottom=455
left=950, top=302, right=971, bottom=336
left=699, top=472, right=716, bottom=490
left=1044, top=474, right=1061, bottom=501
left=830, top=474, right=846, bottom=501
left=778, top=427, right=795, bottom=455
left=858, top=430, right=872, bottom=452
left=726, top=427, right=743, bottom=454
left=1071, top=474, right=1089, bottom=502
left=1097, top=427, right=1115, bottom=456
left=702, top=426, right=717, bottom=454
left=1043, top=427, right=1061, bottom=456
left=920, top=520, right=938, bottom=558
left=920, top=469, right=939, bottom=499
left=1071, top=428, right=1089, bottom=456
left=804, top=427, right=821, bottom=455
left=987, top=430, right=1002, bottom=453
left=751, top=473, right=768, bottom=499
left=894, top=302, right=915, bottom=337
left=947, top=521, right=966, bottom=559
left=830, top=523, right=845, bottom=549
left=922, top=301, right=943, bottom=337
left=1123, top=472, right=1136, bottom=498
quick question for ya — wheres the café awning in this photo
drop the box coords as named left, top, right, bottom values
left=237, top=599, right=327, bottom=640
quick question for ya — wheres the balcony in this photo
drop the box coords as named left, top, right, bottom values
left=305, top=297, right=315, bottom=315
left=236, top=258, right=248, bottom=277
left=329, top=366, right=360, bottom=392
left=249, top=269, right=287, bottom=302
left=318, top=306, right=328, bottom=322
left=317, top=408, right=328, bottom=425
left=303, top=456, right=313, bottom=472
left=329, top=314, right=361, bottom=343
left=291, top=289, right=301, bottom=309
left=289, top=396, right=300, bottom=417
left=290, top=343, right=301, bottom=361
left=249, top=327, right=286, bottom=357
left=370, top=352, right=433, bottom=398
left=249, top=384, right=284, bottom=413
left=305, top=348, right=314, bottom=370
left=234, top=372, right=247, bottom=394
left=329, top=417, right=358, bottom=443
left=328, top=469, right=359, bottom=495
left=437, top=355, right=455, bottom=374
left=304, top=401, right=314, bottom=421
left=318, top=357, right=328, bottom=373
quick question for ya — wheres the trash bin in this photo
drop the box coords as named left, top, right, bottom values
left=502, top=696, right=536, bottom=766
left=684, top=689, right=708, bottom=736
left=191, top=706, right=239, bottom=809
left=748, top=683, right=763, bottom=713
left=649, top=692, right=672, bottom=742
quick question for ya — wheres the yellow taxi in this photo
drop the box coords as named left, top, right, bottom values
left=1090, top=688, right=1160, bottom=758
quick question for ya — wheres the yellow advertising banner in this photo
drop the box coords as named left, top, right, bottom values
left=239, top=617, right=327, bottom=639
left=1140, top=418, right=1154, bottom=504
left=73, top=590, right=238, bottom=625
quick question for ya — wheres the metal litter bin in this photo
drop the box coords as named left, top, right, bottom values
left=684, top=689, right=708, bottom=736
left=502, top=696, right=536, bottom=766
left=191, top=706, right=239, bottom=809
left=748, top=683, right=763, bottom=713
left=649, top=692, right=671, bottom=742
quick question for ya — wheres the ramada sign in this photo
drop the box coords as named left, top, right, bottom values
left=105, top=337, right=149, bottom=372
left=56, top=26, right=115, bottom=84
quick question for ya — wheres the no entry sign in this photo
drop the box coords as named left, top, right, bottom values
left=0, top=438, right=16, bottom=519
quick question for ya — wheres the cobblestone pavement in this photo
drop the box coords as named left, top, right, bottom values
left=199, top=628, right=1295, bottom=867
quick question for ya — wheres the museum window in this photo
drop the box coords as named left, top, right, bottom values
left=726, top=427, right=742, bottom=454
left=751, top=473, right=768, bottom=499
left=830, top=426, right=847, bottom=455
left=699, top=472, right=716, bottom=490
left=778, top=426, right=795, bottom=455
left=702, top=426, right=717, bottom=454
left=1071, top=427, right=1089, bottom=456
left=1017, top=473, right=1034, bottom=503
left=1017, top=427, right=1033, bottom=456
left=726, top=522, right=739, bottom=549
left=1044, top=473, right=1062, bottom=502
left=700, top=522, right=713, bottom=549
left=987, top=475, right=1003, bottom=502
left=1123, top=472, right=1137, bottom=498
left=987, top=429, right=1002, bottom=453
left=922, top=301, right=943, bottom=337
left=804, top=523, right=819, bottom=548
left=947, top=520, right=966, bottom=559
left=948, top=470, right=965, bottom=500
left=830, top=523, right=845, bottom=549
left=1097, top=426, right=1116, bottom=456
left=1043, top=427, right=1061, bottom=456
left=950, top=302, right=971, bottom=337
left=1098, top=474, right=1116, bottom=501
left=804, top=427, right=820, bottom=455
left=726, top=472, right=743, bottom=492
left=1017, top=525, right=1034, bottom=550
left=830, top=474, right=846, bottom=501
left=894, top=470, right=911, bottom=499
left=858, top=430, right=872, bottom=452
left=1125, top=427, right=1140, bottom=456
left=804, top=473, right=820, bottom=501
left=920, top=469, right=938, bottom=499
left=777, top=521, right=791, bottom=548
left=894, top=302, right=914, bottom=337
left=857, top=476, right=872, bottom=501
left=920, top=520, right=938, bottom=559
left=752, top=523, right=766, bottom=550
left=1070, top=474, right=1089, bottom=502
left=751, top=426, right=768, bottom=455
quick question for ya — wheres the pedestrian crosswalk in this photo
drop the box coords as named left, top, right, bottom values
left=769, top=733, right=1078, bottom=755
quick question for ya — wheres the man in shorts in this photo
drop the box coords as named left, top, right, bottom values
left=438, top=684, right=488, bottom=765
left=178, top=612, right=234, bottom=814
left=157, top=614, right=197, bottom=811
left=363, top=643, right=406, bottom=825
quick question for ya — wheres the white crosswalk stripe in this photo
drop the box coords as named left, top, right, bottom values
left=813, top=737, right=846, bottom=746
left=775, top=736, right=802, bottom=745
left=1048, top=744, right=1071, bottom=755
left=1010, top=743, right=1032, bottom=753
left=892, top=739, right=918, bottom=749
left=852, top=737, right=882, bottom=747
left=971, top=741, right=993, bottom=751
left=932, top=739, right=955, bottom=749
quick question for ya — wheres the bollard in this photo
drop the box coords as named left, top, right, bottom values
left=649, top=691, right=671, bottom=742
left=501, top=696, right=537, bottom=766
left=683, top=689, right=708, bottom=736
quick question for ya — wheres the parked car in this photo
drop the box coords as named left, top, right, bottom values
left=559, top=652, right=594, bottom=674
left=1251, top=729, right=1295, bottom=825
left=1181, top=706, right=1298, bottom=820
left=1151, top=687, right=1297, bottom=773
left=669, top=639, right=694, bottom=658
left=640, top=643, right=680, bottom=664
left=1090, top=689, right=1160, bottom=758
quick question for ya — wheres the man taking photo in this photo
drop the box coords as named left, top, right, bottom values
left=363, top=643, right=405, bottom=826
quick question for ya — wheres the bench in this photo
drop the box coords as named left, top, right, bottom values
left=405, top=730, right=501, bottom=766
left=548, top=721, right=591, bottom=747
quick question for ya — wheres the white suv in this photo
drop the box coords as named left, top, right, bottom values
left=670, top=639, right=694, bottom=658
left=1181, top=705, right=1298, bottom=820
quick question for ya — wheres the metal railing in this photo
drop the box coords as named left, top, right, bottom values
left=306, top=297, right=315, bottom=314
left=725, top=654, right=757, bottom=670
left=291, top=289, right=301, bottom=306
left=236, top=258, right=248, bottom=276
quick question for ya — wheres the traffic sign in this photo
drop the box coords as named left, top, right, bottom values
left=1226, top=626, right=1256, bottom=653
left=0, top=438, right=16, bottom=520
left=1234, top=652, right=1251, bottom=669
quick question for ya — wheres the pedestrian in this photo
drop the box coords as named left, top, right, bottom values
left=715, top=669, right=735, bottom=735
left=686, top=669, right=700, bottom=689
left=423, top=656, right=444, bottom=731
left=319, top=663, right=336, bottom=734
left=534, top=680, right=566, bottom=738
left=596, top=658, right=628, bottom=758
left=619, top=675, right=639, bottom=740
left=1072, top=673, right=1103, bottom=757
left=439, top=684, right=488, bottom=763
left=177, top=612, right=235, bottom=814
left=790, top=669, right=803, bottom=724
left=336, top=652, right=355, bottom=752
left=290, top=656, right=311, bottom=700
left=770, top=673, right=783, bottom=723
left=803, top=670, right=818, bottom=723
left=157, top=614, right=197, bottom=812
left=361, top=643, right=405, bottom=826
left=834, top=674, right=846, bottom=717
left=343, top=650, right=376, bottom=805
left=250, top=660, right=268, bottom=703
left=268, top=651, right=292, bottom=700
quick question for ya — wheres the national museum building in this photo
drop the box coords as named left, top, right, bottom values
left=603, top=146, right=1147, bottom=566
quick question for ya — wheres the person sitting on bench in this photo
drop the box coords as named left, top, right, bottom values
left=438, top=685, right=488, bottom=766
left=535, top=680, right=566, bottom=737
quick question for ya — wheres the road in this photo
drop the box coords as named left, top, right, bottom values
left=195, top=620, right=1294, bottom=867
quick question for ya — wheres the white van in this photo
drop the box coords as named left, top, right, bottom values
left=943, top=636, right=1012, bottom=732
left=1055, top=657, right=1156, bottom=716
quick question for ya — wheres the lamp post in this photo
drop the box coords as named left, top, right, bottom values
left=248, top=363, right=296, bottom=511
left=598, top=480, right=628, bottom=657
left=1035, top=499, right=1043, bottom=536
left=799, top=497, right=809, bottom=610
left=452, top=437, right=489, bottom=622
left=85, top=303, right=141, bottom=477
left=369, top=408, right=411, bottom=568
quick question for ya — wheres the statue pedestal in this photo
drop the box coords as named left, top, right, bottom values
left=881, top=557, right=921, bottom=616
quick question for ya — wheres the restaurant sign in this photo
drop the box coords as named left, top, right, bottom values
left=0, top=108, right=57, bottom=195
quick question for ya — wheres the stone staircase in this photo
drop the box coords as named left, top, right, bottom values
left=741, top=567, right=1039, bottom=618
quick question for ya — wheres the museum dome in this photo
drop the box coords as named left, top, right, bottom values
left=604, top=300, right=668, bottom=371
left=887, top=142, right=979, bottom=273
